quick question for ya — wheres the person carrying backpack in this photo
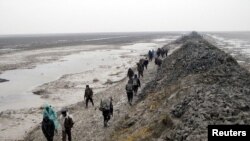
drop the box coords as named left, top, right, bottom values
left=148, top=50, right=153, bottom=61
left=143, top=58, right=149, bottom=70
left=132, top=74, right=141, bottom=95
left=127, top=68, right=134, bottom=79
left=156, top=48, right=161, bottom=57
left=165, top=49, right=168, bottom=57
left=99, top=97, right=113, bottom=127
left=155, top=57, right=162, bottom=67
left=161, top=48, right=165, bottom=58
left=84, top=85, right=94, bottom=108
left=137, top=63, right=144, bottom=78
left=42, top=104, right=60, bottom=138
left=42, top=116, right=55, bottom=141
left=60, top=109, right=74, bottom=141
left=125, top=79, right=134, bottom=105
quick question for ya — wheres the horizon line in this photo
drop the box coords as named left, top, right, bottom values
left=0, top=30, right=250, bottom=37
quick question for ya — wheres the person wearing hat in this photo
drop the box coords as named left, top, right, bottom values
left=42, top=115, right=55, bottom=141
left=42, top=104, right=59, bottom=141
left=59, top=109, right=74, bottom=141
left=84, top=85, right=94, bottom=108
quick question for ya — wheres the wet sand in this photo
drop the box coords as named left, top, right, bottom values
left=25, top=52, right=159, bottom=141
left=2, top=33, right=250, bottom=140
left=0, top=40, right=170, bottom=140
left=205, top=34, right=250, bottom=71
left=24, top=40, right=184, bottom=141
left=11, top=33, right=250, bottom=141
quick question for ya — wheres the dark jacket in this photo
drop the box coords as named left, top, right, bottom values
left=165, top=49, right=168, bottom=56
left=42, top=116, right=55, bottom=139
left=161, top=49, right=165, bottom=57
left=127, top=68, right=134, bottom=78
left=155, top=58, right=162, bottom=66
left=85, top=88, right=93, bottom=98
left=137, top=63, right=144, bottom=72
left=132, top=78, right=141, bottom=87
left=126, top=83, right=133, bottom=93
left=157, top=48, right=161, bottom=57
left=144, top=60, right=149, bottom=66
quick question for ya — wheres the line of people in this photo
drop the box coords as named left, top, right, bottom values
left=41, top=47, right=169, bottom=141
left=149, top=48, right=168, bottom=67
left=125, top=48, right=169, bottom=105
left=42, top=105, right=74, bottom=141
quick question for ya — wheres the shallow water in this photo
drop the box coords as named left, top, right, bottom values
left=0, top=42, right=162, bottom=111
left=206, top=32, right=250, bottom=55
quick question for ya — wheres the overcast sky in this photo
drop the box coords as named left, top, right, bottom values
left=0, top=0, right=250, bottom=35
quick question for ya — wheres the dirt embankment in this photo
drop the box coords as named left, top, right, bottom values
left=26, top=32, right=250, bottom=141
left=25, top=51, right=159, bottom=141
left=107, top=32, right=250, bottom=141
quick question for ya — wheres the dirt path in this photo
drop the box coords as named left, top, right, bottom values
left=25, top=60, right=158, bottom=141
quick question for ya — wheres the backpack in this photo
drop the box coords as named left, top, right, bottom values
left=138, top=64, right=143, bottom=72
left=64, top=116, right=74, bottom=129
left=126, top=83, right=133, bottom=92
left=128, top=69, right=134, bottom=77
left=100, top=99, right=111, bottom=111
left=133, top=79, right=138, bottom=86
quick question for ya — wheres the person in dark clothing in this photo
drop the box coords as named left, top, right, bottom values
left=161, top=48, right=165, bottom=58
left=99, top=97, right=113, bottom=127
left=165, top=49, right=168, bottom=57
left=156, top=48, right=161, bottom=57
left=148, top=50, right=153, bottom=61
left=139, top=59, right=145, bottom=67
left=155, top=57, right=162, bottom=67
left=125, top=79, right=134, bottom=105
left=137, top=63, right=144, bottom=78
left=42, top=116, right=55, bottom=141
left=143, top=58, right=149, bottom=70
left=60, top=109, right=74, bottom=141
left=127, top=68, right=134, bottom=79
left=132, top=74, right=141, bottom=95
left=152, top=49, right=156, bottom=58
left=84, top=85, right=94, bottom=108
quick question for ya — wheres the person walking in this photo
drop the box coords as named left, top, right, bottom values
left=148, top=50, right=153, bottom=61
left=42, top=104, right=60, bottom=132
left=127, top=68, right=134, bottom=79
left=60, top=109, right=74, bottom=141
left=155, top=57, right=162, bottom=67
left=152, top=49, right=156, bottom=58
left=161, top=48, right=165, bottom=58
left=42, top=116, right=55, bottom=141
left=165, top=49, right=169, bottom=57
left=99, top=97, right=113, bottom=127
left=125, top=79, right=134, bottom=105
left=137, top=63, right=144, bottom=78
left=143, top=58, right=149, bottom=70
left=132, top=74, right=141, bottom=95
left=156, top=48, right=161, bottom=57
left=84, top=85, right=94, bottom=108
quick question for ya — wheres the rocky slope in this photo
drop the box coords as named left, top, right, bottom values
left=25, top=32, right=250, bottom=141
left=107, top=32, right=250, bottom=141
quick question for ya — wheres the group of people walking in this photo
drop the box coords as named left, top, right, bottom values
left=41, top=47, right=168, bottom=141
left=125, top=48, right=168, bottom=106
left=41, top=84, right=113, bottom=141
left=148, top=48, right=168, bottom=67
left=42, top=105, right=74, bottom=141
